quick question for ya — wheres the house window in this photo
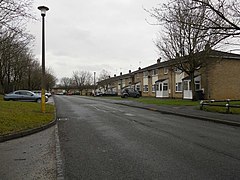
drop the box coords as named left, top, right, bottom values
left=143, top=71, right=148, bottom=77
left=175, top=82, right=183, bottom=92
left=195, top=81, right=201, bottom=90
left=152, top=85, right=155, bottom=92
left=152, top=69, right=157, bottom=76
left=136, top=85, right=140, bottom=91
left=156, top=84, right=159, bottom=91
left=143, top=85, right=148, bottom=92
left=184, top=81, right=192, bottom=90
left=163, top=83, right=168, bottom=91
left=164, top=67, right=168, bottom=74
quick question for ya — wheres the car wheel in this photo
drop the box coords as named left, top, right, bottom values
left=36, top=98, right=41, bottom=103
left=136, top=94, right=140, bottom=98
left=124, top=94, right=128, bottom=98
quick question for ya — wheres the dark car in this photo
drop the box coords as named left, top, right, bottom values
left=121, top=88, right=140, bottom=98
left=103, top=91, right=118, bottom=96
left=3, top=90, right=48, bottom=103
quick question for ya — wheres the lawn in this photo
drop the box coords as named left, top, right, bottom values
left=0, top=95, right=55, bottom=136
left=133, top=97, right=199, bottom=106
left=100, top=96, right=240, bottom=114
left=201, top=100, right=240, bottom=114
left=101, top=96, right=200, bottom=106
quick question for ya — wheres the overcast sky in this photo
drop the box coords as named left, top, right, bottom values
left=28, top=0, right=164, bottom=80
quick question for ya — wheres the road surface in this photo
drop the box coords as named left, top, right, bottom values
left=54, top=95, right=240, bottom=179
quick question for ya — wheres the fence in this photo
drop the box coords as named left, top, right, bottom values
left=200, top=99, right=240, bottom=113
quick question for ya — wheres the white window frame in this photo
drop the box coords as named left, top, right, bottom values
left=195, top=80, right=201, bottom=90
left=163, top=83, right=168, bottom=91
left=143, top=85, right=148, bottom=92
left=152, top=85, right=155, bottom=92
left=164, top=67, right=168, bottom=74
left=143, top=71, right=148, bottom=77
left=175, top=82, right=183, bottom=92
left=152, top=69, right=157, bottom=76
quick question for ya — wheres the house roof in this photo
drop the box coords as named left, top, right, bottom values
left=97, top=50, right=240, bottom=84
left=182, top=75, right=200, bottom=81
left=209, top=50, right=240, bottom=60
left=155, top=78, right=168, bottom=83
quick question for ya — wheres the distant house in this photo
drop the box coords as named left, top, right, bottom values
left=97, top=50, right=240, bottom=100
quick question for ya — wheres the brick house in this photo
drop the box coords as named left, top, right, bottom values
left=97, top=50, right=240, bottom=100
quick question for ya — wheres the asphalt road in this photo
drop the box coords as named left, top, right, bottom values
left=54, top=95, right=240, bottom=180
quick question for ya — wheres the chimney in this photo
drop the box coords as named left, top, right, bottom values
left=114, top=74, right=116, bottom=77
left=129, top=70, right=131, bottom=73
left=120, top=72, right=122, bottom=76
left=157, top=57, right=161, bottom=64
left=108, top=76, right=111, bottom=78
left=138, top=67, right=141, bottom=70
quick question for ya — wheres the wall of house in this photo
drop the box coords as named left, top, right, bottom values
left=172, top=71, right=185, bottom=99
left=97, top=52, right=240, bottom=100
left=206, top=59, right=240, bottom=100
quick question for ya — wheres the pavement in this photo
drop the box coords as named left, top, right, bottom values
left=1, top=96, right=239, bottom=143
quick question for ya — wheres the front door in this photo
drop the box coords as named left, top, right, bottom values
left=183, top=80, right=192, bottom=99
left=156, top=80, right=169, bottom=98
left=183, top=76, right=201, bottom=99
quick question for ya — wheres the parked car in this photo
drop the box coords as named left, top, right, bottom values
left=32, top=90, right=51, bottom=97
left=3, top=90, right=48, bottom=103
left=103, top=91, right=118, bottom=96
left=121, top=88, right=140, bottom=98
left=45, top=91, right=52, bottom=97
left=95, top=91, right=104, bottom=96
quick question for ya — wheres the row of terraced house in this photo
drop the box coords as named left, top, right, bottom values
left=97, top=50, right=240, bottom=100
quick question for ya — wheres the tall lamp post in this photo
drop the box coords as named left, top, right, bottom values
left=38, top=6, right=49, bottom=113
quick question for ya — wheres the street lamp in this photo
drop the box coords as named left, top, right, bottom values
left=94, top=72, right=96, bottom=95
left=38, top=5, right=49, bottom=113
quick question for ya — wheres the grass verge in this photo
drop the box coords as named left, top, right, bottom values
left=101, top=96, right=200, bottom=106
left=201, top=101, right=240, bottom=114
left=0, top=95, right=55, bottom=136
left=100, top=96, right=240, bottom=114
left=133, top=97, right=199, bottom=106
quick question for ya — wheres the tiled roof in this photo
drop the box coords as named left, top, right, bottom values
left=97, top=50, right=240, bottom=83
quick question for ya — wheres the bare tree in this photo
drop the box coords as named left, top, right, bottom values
left=98, top=69, right=111, bottom=81
left=192, top=0, right=240, bottom=35
left=97, top=69, right=111, bottom=91
left=148, top=0, right=228, bottom=100
left=0, top=0, right=35, bottom=33
left=60, top=77, right=72, bottom=93
left=0, top=31, right=56, bottom=93
left=0, top=1, right=57, bottom=94
left=72, top=71, right=93, bottom=95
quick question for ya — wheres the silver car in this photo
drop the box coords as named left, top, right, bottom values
left=3, top=90, right=48, bottom=103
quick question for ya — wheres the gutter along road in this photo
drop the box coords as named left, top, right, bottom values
left=54, top=96, right=240, bottom=179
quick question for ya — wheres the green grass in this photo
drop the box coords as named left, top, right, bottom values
left=202, top=106, right=240, bottom=114
left=100, top=96, right=240, bottom=114
left=133, top=97, right=199, bottom=106
left=201, top=101, right=240, bottom=114
left=101, top=96, right=200, bottom=106
left=0, top=95, right=55, bottom=136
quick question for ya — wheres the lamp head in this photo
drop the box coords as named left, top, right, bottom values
left=38, top=6, right=49, bottom=16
